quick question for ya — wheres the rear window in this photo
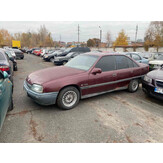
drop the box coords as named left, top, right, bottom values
left=0, top=52, right=5, bottom=60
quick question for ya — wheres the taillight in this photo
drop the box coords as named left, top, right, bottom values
left=0, top=66, right=10, bottom=71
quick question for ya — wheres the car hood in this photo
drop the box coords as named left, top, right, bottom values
left=147, top=69, right=163, bottom=80
left=27, top=66, right=85, bottom=85
left=149, top=60, right=163, bottom=65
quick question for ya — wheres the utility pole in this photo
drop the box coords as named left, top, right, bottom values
left=78, top=24, right=80, bottom=45
left=99, top=26, right=102, bottom=48
left=135, top=24, right=138, bottom=43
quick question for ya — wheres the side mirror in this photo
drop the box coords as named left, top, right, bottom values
left=3, top=71, right=9, bottom=79
left=91, top=68, right=102, bottom=75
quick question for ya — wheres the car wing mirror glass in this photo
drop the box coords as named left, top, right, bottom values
left=91, top=68, right=102, bottom=75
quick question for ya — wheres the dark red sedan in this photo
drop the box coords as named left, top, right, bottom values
left=24, top=53, right=149, bottom=110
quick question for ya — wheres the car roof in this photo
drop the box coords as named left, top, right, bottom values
left=84, top=52, right=126, bottom=57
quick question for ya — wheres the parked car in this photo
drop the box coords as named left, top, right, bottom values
left=33, top=49, right=42, bottom=56
left=125, top=52, right=149, bottom=64
left=5, top=48, right=16, bottom=59
left=0, top=49, right=13, bottom=82
left=149, top=54, right=163, bottom=70
left=40, top=49, right=48, bottom=57
left=43, top=49, right=65, bottom=61
left=57, top=47, right=91, bottom=57
left=5, top=50, right=18, bottom=71
left=0, top=71, right=13, bottom=132
left=139, top=52, right=162, bottom=61
left=53, top=52, right=81, bottom=65
left=27, top=48, right=40, bottom=54
left=44, top=47, right=90, bottom=62
left=142, top=65, right=163, bottom=100
left=24, top=53, right=149, bottom=110
left=12, top=49, right=24, bottom=59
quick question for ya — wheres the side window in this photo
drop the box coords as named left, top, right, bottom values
left=115, top=56, right=129, bottom=70
left=132, top=54, right=141, bottom=61
left=126, top=57, right=138, bottom=68
left=127, top=58, right=134, bottom=68
left=95, top=56, right=116, bottom=72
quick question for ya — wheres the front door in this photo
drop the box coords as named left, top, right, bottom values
left=84, top=56, right=117, bottom=95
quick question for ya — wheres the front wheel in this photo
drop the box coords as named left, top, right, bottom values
left=57, top=86, right=80, bottom=110
left=128, top=79, right=139, bottom=92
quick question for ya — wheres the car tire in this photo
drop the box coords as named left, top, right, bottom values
left=50, top=58, right=53, bottom=62
left=8, top=96, right=14, bottom=111
left=57, top=86, right=80, bottom=110
left=128, top=79, right=139, bottom=92
left=14, top=66, right=18, bottom=71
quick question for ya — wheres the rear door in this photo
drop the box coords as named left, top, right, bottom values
left=0, top=73, right=10, bottom=130
left=86, top=55, right=117, bottom=95
left=115, top=55, right=140, bottom=88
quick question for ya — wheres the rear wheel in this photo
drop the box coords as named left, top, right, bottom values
left=57, top=86, right=80, bottom=110
left=128, top=79, right=139, bottom=92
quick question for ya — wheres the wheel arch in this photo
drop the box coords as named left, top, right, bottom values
left=58, top=84, right=81, bottom=98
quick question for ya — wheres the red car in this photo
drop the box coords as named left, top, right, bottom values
left=33, top=49, right=42, bottom=56
left=24, top=53, right=149, bottom=110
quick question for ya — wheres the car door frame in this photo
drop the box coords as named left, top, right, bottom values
left=81, top=55, right=118, bottom=98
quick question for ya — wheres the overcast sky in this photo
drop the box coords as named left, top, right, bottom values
left=0, top=21, right=150, bottom=42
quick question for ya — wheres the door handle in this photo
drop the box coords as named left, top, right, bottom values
left=112, top=73, right=117, bottom=77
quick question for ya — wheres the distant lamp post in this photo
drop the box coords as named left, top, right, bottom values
left=99, top=26, right=102, bottom=48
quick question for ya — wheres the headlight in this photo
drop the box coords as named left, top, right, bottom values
left=144, top=75, right=152, bottom=84
left=45, top=56, right=48, bottom=58
left=31, top=84, right=43, bottom=93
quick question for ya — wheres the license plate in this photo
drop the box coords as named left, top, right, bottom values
left=154, top=87, right=163, bottom=94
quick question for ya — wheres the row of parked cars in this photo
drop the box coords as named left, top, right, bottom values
left=1, top=46, right=163, bottom=132
left=0, top=48, right=24, bottom=131
left=24, top=47, right=163, bottom=110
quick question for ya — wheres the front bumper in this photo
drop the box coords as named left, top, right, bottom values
left=142, top=80, right=163, bottom=100
left=23, top=81, right=58, bottom=105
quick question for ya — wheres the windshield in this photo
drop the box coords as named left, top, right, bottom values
left=65, top=55, right=99, bottom=71
left=0, top=52, right=5, bottom=60
left=5, top=51, right=12, bottom=58
left=156, top=55, right=163, bottom=60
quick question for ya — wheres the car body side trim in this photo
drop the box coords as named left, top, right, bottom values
left=81, top=86, right=128, bottom=99
left=80, top=75, right=144, bottom=90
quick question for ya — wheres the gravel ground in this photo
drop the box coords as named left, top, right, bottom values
left=0, top=54, right=163, bottom=143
